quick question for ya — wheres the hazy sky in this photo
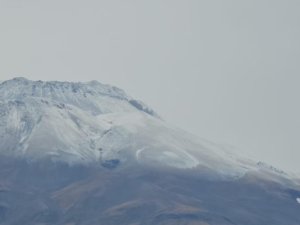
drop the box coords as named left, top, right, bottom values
left=0, top=0, right=300, bottom=173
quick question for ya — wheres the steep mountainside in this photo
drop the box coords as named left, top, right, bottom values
left=0, top=77, right=299, bottom=225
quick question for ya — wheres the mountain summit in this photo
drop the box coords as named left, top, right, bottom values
left=0, top=78, right=300, bottom=225
left=0, top=77, right=252, bottom=174
left=0, top=77, right=159, bottom=164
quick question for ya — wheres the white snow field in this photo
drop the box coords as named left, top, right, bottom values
left=0, top=77, right=293, bottom=180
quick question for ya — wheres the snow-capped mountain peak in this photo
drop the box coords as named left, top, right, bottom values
left=0, top=77, right=157, bottom=117
left=0, top=78, right=292, bottom=181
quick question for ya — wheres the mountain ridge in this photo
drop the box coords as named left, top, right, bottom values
left=0, top=77, right=300, bottom=225
left=0, top=77, right=157, bottom=117
left=0, top=78, right=297, bottom=183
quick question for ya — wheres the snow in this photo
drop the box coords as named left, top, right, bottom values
left=0, top=77, right=158, bottom=117
left=0, top=77, right=284, bottom=178
left=297, top=198, right=300, bottom=204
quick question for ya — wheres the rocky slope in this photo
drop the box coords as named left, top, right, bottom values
left=0, top=77, right=299, bottom=225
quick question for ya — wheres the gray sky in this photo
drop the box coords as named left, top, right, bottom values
left=1, top=0, right=300, bottom=173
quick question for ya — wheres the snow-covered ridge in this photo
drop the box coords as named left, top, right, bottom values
left=0, top=77, right=163, bottom=167
left=0, top=77, right=294, bottom=181
left=257, top=161, right=287, bottom=175
left=0, top=77, right=157, bottom=117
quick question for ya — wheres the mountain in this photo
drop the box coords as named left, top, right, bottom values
left=0, top=77, right=299, bottom=225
